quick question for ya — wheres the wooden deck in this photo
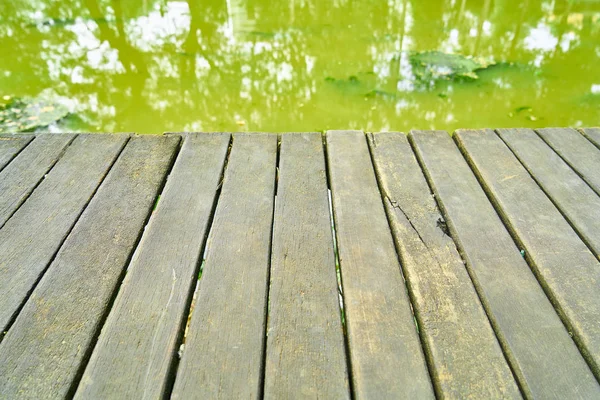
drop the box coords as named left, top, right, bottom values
left=0, top=128, right=600, bottom=399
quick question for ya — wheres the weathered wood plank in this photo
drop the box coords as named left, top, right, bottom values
left=453, top=129, right=600, bottom=388
left=0, top=134, right=128, bottom=332
left=537, top=127, right=600, bottom=195
left=264, top=133, right=350, bottom=399
left=171, top=133, right=277, bottom=400
left=0, top=135, right=179, bottom=399
left=326, top=130, right=434, bottom=399
left=581, top=127, right=600, bottom=149
left=498, top=128, right=600, bottom=258
left=369, top=132, right=520, bottom=398
left=0, top=134, right=33, bottom=172
left=0, top=133, right=75, bottom=227
left=410, top=129, right=600, bottom=398
left=74, top=133, right=230, bottom=399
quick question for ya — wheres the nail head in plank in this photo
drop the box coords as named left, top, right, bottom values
left=0, top=133, right=75, bottom=227
left=0, top=134, right=128, bottom=331
left=369, top=132, right=520, bottom=398
left=411, top=130, right=600, bottom=398
left=326, top=130, right=434, bottom=399
left=171, top=133, right=277, bottom=400
left=0, top=134, right=33, bottom=171
left=454, top=128, right=600, bottom=387
left=75, top=133, right=230, bottom=399
left=537, top=127, right=600, bottom=195
left=264, top=133, right=350, bottom=399
left=0, top=135, right=179, bottom=399
left=581, top=127, right=600, bottom=149
left=498, top=128, right=600, bottom=258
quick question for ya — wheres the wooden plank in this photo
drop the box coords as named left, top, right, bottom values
left=0, top=133, right=75, bottom=227
left=537, top=127, right=600, bottom=195
left=498, top=128, right=600, bottom=258
left=0, top=134, right=128, bottom=332
left=581, top=127, right=600, bottom=149
left=453, top=129, right=600, bottom=387
left=171, top=133, right=277, bottom=399
left=0, top=135, right=179, bottom=399
left=74, top=133, right=230, bottom=399
left=369, top=132, right=520, bottom=398
left=325, top=130, right=434, bottom=399
left=410, top=129, right=600, bottom=398
left=0, top=134, right=33, bottom=171
left=264, top=133, right=350, bottom=399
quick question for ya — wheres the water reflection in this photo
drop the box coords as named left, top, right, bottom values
left=0, top=0, right=598, bottom=133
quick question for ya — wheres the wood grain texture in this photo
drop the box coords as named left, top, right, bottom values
left=326, top=130, right=434, bottom=399
left=536, top=127, right=600, bottom=195
left=369, top=132, right=520, bottom=399
left=453, top=129, right=600, bottom=389
left=0, top=134, right=33, bottom=171
left=171, top=133, right=277, bottom=400
left=498, top=128, right=600, bottom=258
left=0, top=134, right=128, bottom=332
left=75, top=133, right=230, bottom=400
left=0, top=133, right=75, bottom=227
left=0, top=135, right=179, bottom=399
left=264, top=133, right=350, bottom=399
left=581, top=127, right=600, bottom=149
left=411, top=130, right=600, bottom=399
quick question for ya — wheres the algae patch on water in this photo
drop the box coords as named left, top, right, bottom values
left=0, top=96, right=69, bottom=133
left=325, top=51, right=499, bottom=102
left=409, top=51, right=495, bottom=86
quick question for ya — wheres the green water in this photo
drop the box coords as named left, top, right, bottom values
left=1, top=0, right=599, bottom=134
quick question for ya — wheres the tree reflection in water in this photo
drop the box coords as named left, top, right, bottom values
left=0, top=0, right=598, bottom=133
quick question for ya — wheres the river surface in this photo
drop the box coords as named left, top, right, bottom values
left=1, top=0, right=599, bottom=133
